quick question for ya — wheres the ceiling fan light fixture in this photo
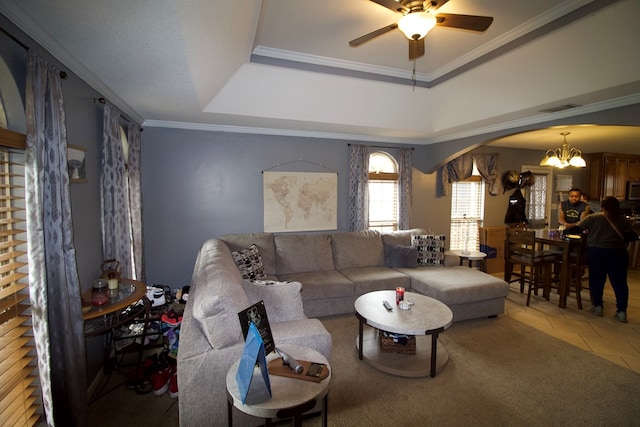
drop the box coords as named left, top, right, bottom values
left=398, top=12, right=437, bottom=41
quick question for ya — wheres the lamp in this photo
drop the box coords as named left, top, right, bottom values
left=539, top=132, right=586, bottom=168
left=398, top=11, right=437, bottom=40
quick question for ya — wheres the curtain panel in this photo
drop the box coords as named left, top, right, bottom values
left=442, top=153, right=500, bottom=196
left=101, top=105, right=134, bottom=278
left=25, top=51, right=87, bottom=427
left=398, top=148, right=413, bottom=230
left=126, top=123, right=145, bottom=282
left=348, top=144, right=370, bottom=231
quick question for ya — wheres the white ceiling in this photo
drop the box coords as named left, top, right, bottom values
left=1, top=0, right=639, bottom=153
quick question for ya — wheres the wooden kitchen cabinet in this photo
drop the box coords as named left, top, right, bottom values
left=585, top=153, right=640, bottom=200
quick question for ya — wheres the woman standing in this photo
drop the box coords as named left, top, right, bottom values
left=565, top=196, right=637, bottom=323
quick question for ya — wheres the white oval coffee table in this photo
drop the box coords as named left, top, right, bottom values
left=354, top=290, right=453, bottom=378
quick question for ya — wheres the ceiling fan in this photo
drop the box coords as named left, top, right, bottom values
left=350, top=0, right=494, bottom=60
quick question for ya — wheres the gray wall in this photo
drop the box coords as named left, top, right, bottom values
left=141, top=129, right=587, bottom=288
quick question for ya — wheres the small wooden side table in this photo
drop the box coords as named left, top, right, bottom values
left=226, top=344, right=331, bottom=427
left=451, top=250, right=488, bottom=272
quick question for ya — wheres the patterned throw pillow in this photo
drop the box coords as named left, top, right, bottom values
left=232, top=244, right=266, bottom=280
left=411, top=235, right=446, bottom=266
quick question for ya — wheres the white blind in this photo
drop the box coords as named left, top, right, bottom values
left=369, top=179, right=398, bottom=232
left=450, top=181, right=485, bottom=250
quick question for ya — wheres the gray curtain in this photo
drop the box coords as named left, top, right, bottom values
left=126, top=122, right=145, bottom=282
left=398, top=148, right=413, bottom=230
left=442, top=153, right=500, bottom=196
left=25, top=51, right=86, bottom=427
left=348, top=144, right=370, bottom=231
left=101, top=105, right=134, bottom=279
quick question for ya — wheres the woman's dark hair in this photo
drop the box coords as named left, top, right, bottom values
left=601, top=196, right=621, bottom=218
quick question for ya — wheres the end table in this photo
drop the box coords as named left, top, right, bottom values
left=451, top=249, right=487, bottom=272
left=226, top=344, right=331, bottom=427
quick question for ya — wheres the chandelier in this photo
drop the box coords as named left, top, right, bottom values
left=539, top=132, right=586, bottom=168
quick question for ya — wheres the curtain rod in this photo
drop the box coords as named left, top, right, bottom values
left=1, top=26, right=68, bottom=79
left=94, top=98, right=143, bottom=131
left=348, top=143, right=414, bottom=150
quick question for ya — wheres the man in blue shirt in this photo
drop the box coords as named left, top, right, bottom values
left=559, top=187, right=592, bottom=225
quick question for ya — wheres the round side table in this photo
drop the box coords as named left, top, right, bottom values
left=226, top=344, right=331, bottom=427
left=451, top=250, right=487, bottom=272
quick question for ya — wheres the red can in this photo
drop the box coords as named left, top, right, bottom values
left=395, top=287, right=405, bottom=305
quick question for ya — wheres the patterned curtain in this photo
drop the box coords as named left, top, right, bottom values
left=101, top=105, right=133, bottom=278
left=398, top=148, right=413, bottom=230
left=25, top=51, right=87, bottom=426
left=348, top=144, right=370, bottom=231
left=126, top=122, right=145, bottom=281
left=473, top=153, right=500, bottom=196
left=442, top=153, right=500, bottom=196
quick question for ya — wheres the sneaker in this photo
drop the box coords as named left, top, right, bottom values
left=168, top=370, right=178, bottom=398
left=615, top=311, right=628, bottom=323
left=151, top=366, right=172, bottom=395
left=591, top=306, right=603, bottom=317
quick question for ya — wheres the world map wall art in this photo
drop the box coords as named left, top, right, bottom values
left=263, top=171, right=337, bottom=232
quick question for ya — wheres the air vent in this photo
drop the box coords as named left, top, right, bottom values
left=539, top=104, right=582, bottom=113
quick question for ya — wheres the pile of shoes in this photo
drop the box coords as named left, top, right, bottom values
left=161, top=302, right=184, bottom=360
left=113, top=321, right=162, bottom=351
left=150, top=349, right=178, bottom=398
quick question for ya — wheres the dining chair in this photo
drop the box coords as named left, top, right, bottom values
left=563, top=234, right=589, bottom=309
left=504, top=228, right=558, bottom=306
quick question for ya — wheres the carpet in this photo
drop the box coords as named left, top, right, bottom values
left=318, top=314, right=640, bottom=427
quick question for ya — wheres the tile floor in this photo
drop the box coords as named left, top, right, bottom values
left=501, top=267, right=640, bottom=374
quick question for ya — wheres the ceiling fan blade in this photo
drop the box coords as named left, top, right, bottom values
left=349, top=23, right=398, bottom=47
left=435, top=13, right=493, bottom=32
left=409, top=38, right=425, bottom=60
left=369, top=0, right=409, bottom=14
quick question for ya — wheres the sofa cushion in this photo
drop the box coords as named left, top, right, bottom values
left=384, top=244, right=418, bottom=268
left=412, top=234, right=446, bottom=266
left=331, top=230, right=384, bottom=270
left=242, top=280, right=306, bottom=322
left=400, top=266, right=509, bottom=305
left=381, top=228, right=428, bottom=246
left=219, top=233, right=276, bottom=276
left=274, top=233, right=334, bottom=274
left=278, top=270, right=355, bottom=300
left=231, top=244, right=266, bottom=280
left=339, top=266, right=411, bottom=296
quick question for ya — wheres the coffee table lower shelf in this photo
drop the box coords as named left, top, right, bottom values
left=356, top=328, right=449, bottom=378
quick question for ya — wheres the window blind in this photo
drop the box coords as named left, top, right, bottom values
left=450, top=181, right=485, bottom=251
left=0, top=127, right=39, bottom=426
left=368, top=179, right=398, bottom=232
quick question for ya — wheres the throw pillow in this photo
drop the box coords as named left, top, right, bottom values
left=241, top=280, right=305, bottom=323
left=232, top=244, right=266, bottom=280
left=384, top=244, right=418, bottom=268
left=411, top=235, right=446, bottom=266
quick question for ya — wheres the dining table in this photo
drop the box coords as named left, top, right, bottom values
left=532, top=228, right=580, bottom=309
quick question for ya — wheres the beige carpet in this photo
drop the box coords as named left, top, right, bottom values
left=87, top=314, right=640, bottom=426
left=317, top=314, right=640, bottom=427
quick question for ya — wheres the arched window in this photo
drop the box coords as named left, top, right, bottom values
left=368, top=151, right=399, bottom=231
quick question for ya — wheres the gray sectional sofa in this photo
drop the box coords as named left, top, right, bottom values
left=178, top=228, right=509, bottom=425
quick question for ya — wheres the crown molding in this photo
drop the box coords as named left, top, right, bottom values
left=144, top=93, right=640, bottom=145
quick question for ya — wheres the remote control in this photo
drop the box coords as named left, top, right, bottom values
left=383, top=300, right=393, bottom=311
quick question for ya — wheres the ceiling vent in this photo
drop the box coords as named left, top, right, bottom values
left=539, top=104, right=582, bottom=113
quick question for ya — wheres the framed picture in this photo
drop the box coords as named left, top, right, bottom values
left=67, top=144, right=87, bottom=183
